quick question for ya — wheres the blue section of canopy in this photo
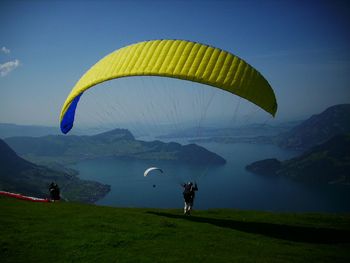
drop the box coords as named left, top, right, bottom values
left=60, top=94, right=82, bottom=134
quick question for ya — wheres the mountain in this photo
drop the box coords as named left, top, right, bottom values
left=159, top=123, right=296, bottom=140
left=246, top=134, right=350, bottom=185
left=0, top=123, right=60, bottom=138
left=4, top=128, right=226, bottom=165
left=277, top=104, right=350, bottom=150
left=0, top=137, right=34, bottom=175
left=0, top=138, right=110, bottom=202
left=190, top=104, right=350, bottom=148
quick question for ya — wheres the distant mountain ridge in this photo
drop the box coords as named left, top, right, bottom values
left=278, top=104, right=350, bottom=150
left=91, top=128, right=135, bottom=141
left=4, top=128, right=226, bottom=165
left=189, top=104, right=350, bottom=148
left=0, top=123, right=60, bottom=138
left=159, top=122, right=296, bottom=140
left=0, top=138, right=110, bottom=202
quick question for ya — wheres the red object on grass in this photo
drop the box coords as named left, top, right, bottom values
left=0, top=191, right=50, bottom=203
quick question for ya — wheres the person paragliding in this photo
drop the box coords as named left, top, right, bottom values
left=182, top=181, right=198, bottom=215
left=49, top=182, right=60, bottom=202
left=58, top=39, right=278, bottom=210
left=144, top=167, right=163, bottom=177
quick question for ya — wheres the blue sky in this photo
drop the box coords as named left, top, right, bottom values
left=1, top=0, right=349, bottom=130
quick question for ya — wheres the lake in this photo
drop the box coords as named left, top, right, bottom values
left=70, top=142, right=350, bottom=213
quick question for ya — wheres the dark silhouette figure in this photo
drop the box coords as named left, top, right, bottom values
left=182, top=182, right=198, bottom=215
left=49, top=182, right=60, bottom=201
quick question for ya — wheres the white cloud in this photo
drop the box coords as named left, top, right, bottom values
left=0, top=59, right=20, bottom=77
left=1, top=46, right=10, bottom=54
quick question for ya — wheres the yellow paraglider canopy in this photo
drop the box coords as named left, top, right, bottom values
left=60, top=39, right=277, bottom=134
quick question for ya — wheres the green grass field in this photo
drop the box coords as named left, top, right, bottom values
left=1, top=196, right=350, bottom=263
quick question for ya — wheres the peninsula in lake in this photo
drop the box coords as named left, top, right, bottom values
left=1, top=128, right=225, bottom=203
left=245, top=105, right=350, bottom=185
left=246, top=134, right=350, bottom=185
left=4, top=128, right=226, bottom=166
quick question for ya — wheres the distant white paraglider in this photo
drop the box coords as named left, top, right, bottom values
left=144, top=167, right=163, bottom=177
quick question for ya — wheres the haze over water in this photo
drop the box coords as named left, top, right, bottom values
left=71, top=141, right=350, bottom=213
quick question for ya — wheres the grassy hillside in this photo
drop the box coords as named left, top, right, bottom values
left=1, top=197, right=350, bottom=262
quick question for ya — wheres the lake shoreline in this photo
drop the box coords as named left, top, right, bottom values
left=71, top=142, right=350, bottom=213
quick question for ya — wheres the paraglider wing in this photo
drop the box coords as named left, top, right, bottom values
left=144, top=167, right=163, bottom=177
left=60, top=39, right=277, bottom=134
left=0, top=191, right=50, bottom=203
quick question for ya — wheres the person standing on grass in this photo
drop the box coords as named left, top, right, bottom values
left=49, top=182, right=60, bottom=202
left=182, top=182, right=198, bottom=215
